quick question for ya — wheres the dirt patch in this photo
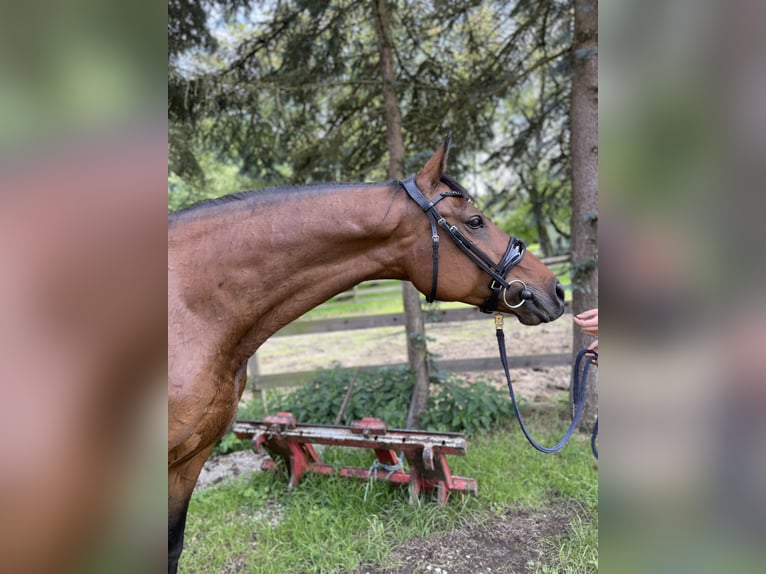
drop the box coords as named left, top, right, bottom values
left=348, top=503, right=580, bottom=574
left=195, top=450, right=268, bottom=491
left=193, top=450, right=583, bottom=574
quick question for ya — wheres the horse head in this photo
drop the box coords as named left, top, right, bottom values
left=401, top=136, right=565, bottom=325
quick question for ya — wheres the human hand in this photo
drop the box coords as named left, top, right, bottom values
left=587, top=339, right=598, bottom=365
left=573, top=308, right=599, bottom=337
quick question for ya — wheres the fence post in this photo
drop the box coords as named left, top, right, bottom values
left=248, top=353, right=267, bottom=408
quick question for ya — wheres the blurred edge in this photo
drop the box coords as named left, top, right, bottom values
left=601, top=0, right=766, bottom=572
left=0, top=1, right=167, bottom=572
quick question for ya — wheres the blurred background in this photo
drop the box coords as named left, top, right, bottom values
left=0, top=1, right=167, bottom=572
left=601, top=0, right=766, bottom=572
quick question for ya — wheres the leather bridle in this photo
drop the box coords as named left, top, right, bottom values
left=399, top=175, right=532, bottom=314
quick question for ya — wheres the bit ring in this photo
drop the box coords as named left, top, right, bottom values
left=502, top=279, right=528, bottom=309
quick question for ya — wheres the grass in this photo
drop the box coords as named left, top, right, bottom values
left=302, top=280, right=405, bottom=319
left=536, top=512, right=599, bottom=573
left=179, top=399, right=597, bottom=574
left=301, top=280, right=471, bottom=320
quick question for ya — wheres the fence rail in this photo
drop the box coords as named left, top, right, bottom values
left=252, top=354, right=571, bottom=390
left=250, top=302, right=571, bottom=392
left=321, top=254, right=571, bottom=308
left=272, top=307, right=487, bottom=337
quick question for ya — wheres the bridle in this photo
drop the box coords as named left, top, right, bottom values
left=399, top=175, right=533, bottom=313
left=402, top=175, right=598, bottom=458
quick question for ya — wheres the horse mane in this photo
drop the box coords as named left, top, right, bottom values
left=168, top=176, right=472, bottom=221
left=168, top=181, right=399, bottom=221
left=169, top=191, right=255, bottom=217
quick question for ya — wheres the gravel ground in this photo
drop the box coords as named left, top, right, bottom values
left=347, top=502, right=582, bottom=574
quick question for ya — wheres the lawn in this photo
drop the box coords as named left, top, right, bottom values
left=179, top=400, right=597, bottom=574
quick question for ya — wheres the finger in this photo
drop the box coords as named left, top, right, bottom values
left=573, top=316, right=597, bottom=328
left=576, top=308, right=598, bottom=320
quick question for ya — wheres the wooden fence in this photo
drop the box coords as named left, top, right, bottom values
left=248, top=303, right=571, bottom=394
left=320, top=254, right=572, bottom=310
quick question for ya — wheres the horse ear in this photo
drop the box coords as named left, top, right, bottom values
left=416, top=134, right=452, bottom=194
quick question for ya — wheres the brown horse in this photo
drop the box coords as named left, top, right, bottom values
left=167, top=138, right=565, bottom=572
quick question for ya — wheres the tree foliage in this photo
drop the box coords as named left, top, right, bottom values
left=168, top=0, right=574, bottom=254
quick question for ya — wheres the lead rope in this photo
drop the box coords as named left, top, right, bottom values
left=363, top=454, right=405, bottom=502
left=495, top=313, right=599, bottom=458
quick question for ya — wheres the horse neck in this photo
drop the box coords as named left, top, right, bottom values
left=169, top=183, right=413, bottom=360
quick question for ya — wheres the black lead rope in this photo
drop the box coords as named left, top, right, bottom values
left=495, top=313, right=599, bottom=458
left=591, top=418, right=599, bottom=459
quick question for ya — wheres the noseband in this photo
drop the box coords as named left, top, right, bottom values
left=399, top=175, right=532, bottom=314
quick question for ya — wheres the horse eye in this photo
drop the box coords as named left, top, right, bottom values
left=466, top=215, right=484, bottom=230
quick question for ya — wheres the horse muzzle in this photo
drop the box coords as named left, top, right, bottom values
left=501, top=279, right=566, bottom=324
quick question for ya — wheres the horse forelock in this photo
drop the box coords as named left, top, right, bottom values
left=439, top=174, right=474, bottom=203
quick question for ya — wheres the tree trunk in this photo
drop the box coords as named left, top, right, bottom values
left=528, top=183, right=554, bottom=258
left=569, top=0, right=598, bottom=429
left=371, top=0, right=431, bottom=427
left=402, top=282, right=430, bottom=427
left=527, top=73, right=554, bottom=259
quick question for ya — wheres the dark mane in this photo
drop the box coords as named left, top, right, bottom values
left=167, top=176, right=471, bottom=222
left=170, top=190, right=257, bottom=217
left=168, top=181, right=397, bottom=220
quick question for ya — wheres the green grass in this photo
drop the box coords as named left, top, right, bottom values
left=302, top=280, right=404, bottom=319
left=301, top=280, right=471, bottom=320
left=536, top=511, right=599, bottom=573
left=179, top=400, right=597, bottom=574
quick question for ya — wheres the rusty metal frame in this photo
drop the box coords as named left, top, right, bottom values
left=233, top=412, right=477, bottom=504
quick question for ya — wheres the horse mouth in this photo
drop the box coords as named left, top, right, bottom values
left=516, top=311, right=549, bottom=325
left=501, top=280, right=565, bottom=324
left=510, top=295, right=565, bottom=325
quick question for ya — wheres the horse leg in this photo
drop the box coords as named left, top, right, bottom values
left=168, top=496, right=189, bottom=574
left=168, top=445, right=213, bottom=574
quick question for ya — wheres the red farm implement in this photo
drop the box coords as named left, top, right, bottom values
left=233, top=412, right=477, bottom=504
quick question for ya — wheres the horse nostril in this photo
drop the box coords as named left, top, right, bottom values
left=555, top=281, right=565, bottom=303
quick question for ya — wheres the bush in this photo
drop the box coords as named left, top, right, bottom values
left=211, top=364, right=518, bottom=456
left=269, top=363, right=517, bottom=436
left=421, top=377, right=517, bottom=436
left=212, top=431, right=248, bottom=457
left=270, top=364, right=413, bottom=427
